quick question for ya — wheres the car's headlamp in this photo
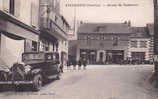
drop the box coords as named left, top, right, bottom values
left=24, top=65, right=32, bottom=73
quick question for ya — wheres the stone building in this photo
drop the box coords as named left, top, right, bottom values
left=69, top=22, right=154, bottom=64
left=76, top=22, right=131, bottom=64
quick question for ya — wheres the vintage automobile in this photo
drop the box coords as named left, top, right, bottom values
left=0, top=52, right=61, bottom=91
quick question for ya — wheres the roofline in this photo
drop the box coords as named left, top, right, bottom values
left=0, top=10, right=40, bottom=35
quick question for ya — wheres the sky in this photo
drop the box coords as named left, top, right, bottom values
left=60, top=0, right=154, bottom=27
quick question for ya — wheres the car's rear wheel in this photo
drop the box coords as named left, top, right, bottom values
left=33, top=74, right=42, bottom=91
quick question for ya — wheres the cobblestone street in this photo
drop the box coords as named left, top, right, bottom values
left=0, top=65, right=158, bottom=99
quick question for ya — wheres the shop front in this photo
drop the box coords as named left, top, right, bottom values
left=106, top=50, right=124, bottom=64
left=131, top=52, right=145, bottom=64
left=80, top=49, right=97, bottom=64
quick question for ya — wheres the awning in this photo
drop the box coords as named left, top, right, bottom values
left=1, top=34, right=24, bottom=68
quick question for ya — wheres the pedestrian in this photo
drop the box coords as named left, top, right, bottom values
left=83, top=58, right=87, bottom=70
left=78, top=59, right=82, bottom=70
left=60, top=63, right=64, bottom=73
left=67, top=60, right=70, bottom=70
left=72, top=59, right=77, bottom=70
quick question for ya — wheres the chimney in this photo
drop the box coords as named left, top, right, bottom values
left=80, top=21, right=83, bottom=24
left=127, top=20, right=131, bottom=26
left=124, top=21, right=127, bottom=24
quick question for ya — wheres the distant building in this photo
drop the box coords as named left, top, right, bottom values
left=76, top=22, right=131, bottom=64
left=128, top=26, right=152, bottom=62
left=68, top=22, right=154, bottom=64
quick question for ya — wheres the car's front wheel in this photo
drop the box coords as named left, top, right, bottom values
left=32, top=74, right=42, bottom=91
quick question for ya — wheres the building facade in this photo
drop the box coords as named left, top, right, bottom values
left=0, top=0, right=70, bottom=67
left=76, top=22, right=131, bottom=64
left=0, top=0, right=40, bottom=67
left=128, top=27, right=153, bottom=63
left=39, top=0, right=70, bottom=66
left=69, top=22, right=154, bottom=64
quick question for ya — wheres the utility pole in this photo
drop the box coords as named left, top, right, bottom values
left=154, top=0, right=158, bottom=72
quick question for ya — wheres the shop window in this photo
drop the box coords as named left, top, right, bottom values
left=131, top=52, right=145, bottom=60
left=32, top=41, right=38, bottom=51
left=140, top=41, right=147, bottom=48
left=9, top=0, right=15, bottom=15
left=131, top=41, right=137, bottom=48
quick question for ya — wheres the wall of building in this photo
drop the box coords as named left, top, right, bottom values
left=128, top=38, right=151, bottom=60
left=0, top=0, right=39, bottom=28
left=0, top=0, right=41, bottom=68
left=0, top=0, right=3, bottom=10
left=39, top=0, right=70, bottom=67
left=19, top=0, right=39, bottom=29
left=76, top=33, right=130, bottom=61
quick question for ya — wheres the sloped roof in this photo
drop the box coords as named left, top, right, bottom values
left=130, top=27, right=149, bottom=38
left=77, top=23, right=131, bottom=34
